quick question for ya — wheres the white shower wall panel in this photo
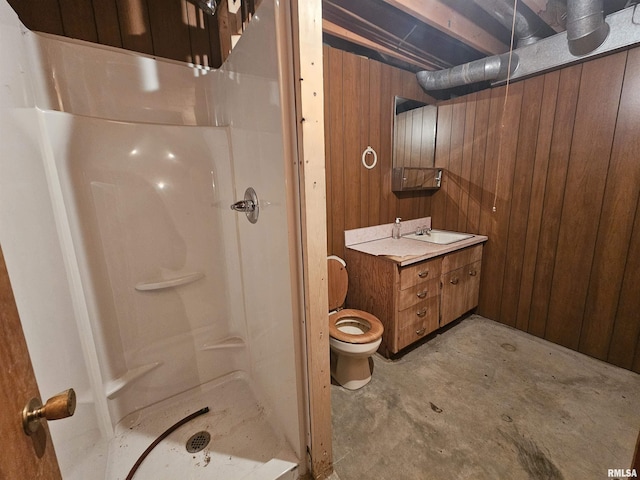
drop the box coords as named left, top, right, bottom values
left=40, top=110, right=248, bottom=425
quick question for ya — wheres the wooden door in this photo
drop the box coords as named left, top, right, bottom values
left=0, top=243, right=62, bottom=479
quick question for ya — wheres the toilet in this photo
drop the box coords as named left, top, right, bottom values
left=328, top=256, right=384, bottom=390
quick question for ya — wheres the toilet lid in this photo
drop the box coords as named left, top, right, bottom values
left=329, top=309, right=384, bottom=344
left=327, top=257, right=348, bottom=311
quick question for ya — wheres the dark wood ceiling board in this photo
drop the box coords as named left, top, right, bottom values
left=57, top=0, right=98, bottom=42
left=323, top=11, right=455, bottom=70
left=444, top=0, right=512, bottom=43
left=115, top=0, right=154, bottom=55
left=382, top=0, right=509, bottom=55
left=322, top=4, right=452, bottom=69
left=147, top=0, right=191, bottom=62
left=7, top=0, right=65, bottom=36
left=322, top=27, right=439, bottom=71
left=323, top=0, right=484, bottom=68
left=93, top=0, right=123, bottom=48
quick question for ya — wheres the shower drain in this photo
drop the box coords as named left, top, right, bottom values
left=186, top=431, right=211, bottom=453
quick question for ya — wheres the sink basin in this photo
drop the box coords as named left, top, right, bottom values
left=404, top=229, right=474, bottom=245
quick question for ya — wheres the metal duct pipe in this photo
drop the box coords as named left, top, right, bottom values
left=474, top=0, right=541, bottom=46
left=567, top=0, right=609, bottom=55
left=416, top=53, right=518, bottom=91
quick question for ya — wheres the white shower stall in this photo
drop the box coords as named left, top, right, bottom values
left=0, top=0, right=307, bottom=478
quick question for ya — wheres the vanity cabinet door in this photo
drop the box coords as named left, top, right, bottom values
left=440, top=260, right=482, bottom=326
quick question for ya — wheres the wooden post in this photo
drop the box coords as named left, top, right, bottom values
left=289, top=0, right=333, bottom=478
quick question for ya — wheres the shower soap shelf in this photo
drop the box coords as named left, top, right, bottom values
left=135, top=272, right=204, bottom=291
left=106, top=362, right=162, bottom=399
left=201, top=336, right=245, bottom=351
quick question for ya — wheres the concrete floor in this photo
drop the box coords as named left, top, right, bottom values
left=331, top=315, right=640, bottom=480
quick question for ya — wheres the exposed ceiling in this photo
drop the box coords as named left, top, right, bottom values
left=322, top=0, right=631, bottom=96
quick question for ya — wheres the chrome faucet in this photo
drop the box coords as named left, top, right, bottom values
left=415, top=225, right=432, bottom=236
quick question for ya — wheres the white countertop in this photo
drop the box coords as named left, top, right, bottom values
left=344, top=218, right=488, bottom=266
left=346, top=234, right=488, bottom=266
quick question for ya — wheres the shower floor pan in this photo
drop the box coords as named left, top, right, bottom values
left=106, top=371, right=298, bottom=480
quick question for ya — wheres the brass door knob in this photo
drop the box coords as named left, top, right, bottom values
left=22, top=388, right=76, bottom=436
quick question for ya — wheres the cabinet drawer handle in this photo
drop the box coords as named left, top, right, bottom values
left=416, top=327, right=426, bottom=336
left=416, top=290, right=427, bottom=299
left=469, top=269, right=477, bottom=276
left=418, top=271, right=429, bottom=278
left=416, top=308, right=427, bottom=317
left=450, top=277, right=459, bottom=285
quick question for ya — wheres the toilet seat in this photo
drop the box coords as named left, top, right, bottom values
left=329, top=309, right=384, bottom=344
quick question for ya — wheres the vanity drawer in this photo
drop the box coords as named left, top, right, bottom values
left=441, top=244, right=482, bottom=273
left=399, top=258, right=441, bottom=290
left=397, top=278, right=439, bottom=311
left=396, top=296, right=439, bottom=351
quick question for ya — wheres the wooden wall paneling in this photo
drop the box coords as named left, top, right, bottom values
left=444, top=98, right=466, bottom=231
left=93, top=0, right=123, bottom=48
left=608, top=192, right=640, bottom=372
left=342, top=51, right=362, bottom=234
left=7, top=0, right=65, bottom=36
left=545, top=52, right=627, bottom=350
left=359, top=56, right=371, bottom=227
left=390, top=67, right=408, bottom=221
left=217, top=0, right=233, bottom=62
left=206, top=10, right=223, bottom=67
left=378, top=62, right=393, bottom=225
left=116, top=0, right=154, bottom=55
left=466, top=89, right=490, bottom=234
left=583, top=48, right=640, bottom=362
left=499, top=75, right=544, bottom=327
left=322, top=46, right=434, bottom=256
left=327, top=47, right=345, bottom=257
left=432, top=101, right=452, bottom=228
left=186, top=2, right=214, bottom=66
left=147, top=0, right=191, bottom=63
left=527, top=64, right=581, bottom=338
left=477, top=82, right=523, bottom=321
left=323, top=46, right=333, bottom=255
left=515, top=70, right=559, bottom=332
left=57, top=0, right=98, bottom=42
left=457, top=92, right=476, bottom=232
left=368, top=60, right=382, bottom=227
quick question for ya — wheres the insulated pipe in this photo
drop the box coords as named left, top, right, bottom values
left=416, top=53, right=518, bottom=92
left=566, top=0, right=609, bottom=56
left=474, top=0, right=541, bottom=46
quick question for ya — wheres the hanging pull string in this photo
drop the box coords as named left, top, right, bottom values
left=492, top=0, right=519, bottom=213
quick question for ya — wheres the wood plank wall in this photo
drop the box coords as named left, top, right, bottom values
left=323, top=45, right=436, bottom=258
left=432, top=46, right=640, bottom=373
left=7, top=0, right=261, bottom=68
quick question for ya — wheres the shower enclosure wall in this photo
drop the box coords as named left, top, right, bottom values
left=0, top=1, right=306, bottom=478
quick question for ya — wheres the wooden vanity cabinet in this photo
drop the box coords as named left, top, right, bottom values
left=440, top=245, right=483, bottom=327
left=344, top=243, right=483, bottom=357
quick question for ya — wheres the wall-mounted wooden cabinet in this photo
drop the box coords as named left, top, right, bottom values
left=345, top=244, right=483, bottom=357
